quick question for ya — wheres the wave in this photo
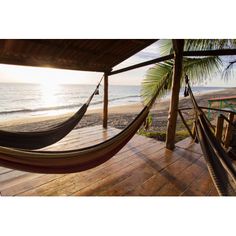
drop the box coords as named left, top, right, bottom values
left=0, top=103, right=83, bottom=116
left=0, top=95, right=141, bottom=116
left=110, top=95, right=140, bottom=101
left=90, top=95, right=140, bottom=106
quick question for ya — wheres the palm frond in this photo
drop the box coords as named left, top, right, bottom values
left=184, top=39, right=217, bottom=51
left=183, top=56, right=222, bottom=85
left=222, top=59, right=236, bottom=81
left=141, top=56, right=222, bottom=105
left=141, top=60, right=173, bottom=105
left=184, top=39, right=236, bottom=51
left=141, top=39, right=233, bottom=106
left=157, top=39, right=173, bottom=56
left=158, top=39, right=236, bottom=55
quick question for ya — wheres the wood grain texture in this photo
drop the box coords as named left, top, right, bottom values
left=0, top=39, right=157, bottom=72
left=0, top=125, right=217, bottom=196
left=166, top=39, right=184, bottom=150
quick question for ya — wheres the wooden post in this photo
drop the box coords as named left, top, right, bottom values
left=103, top=72, right=108, bottom=128
left=166, top=39, right=184, bottom=150
left=224, top=113, right=234, bottom=148
left=215, top=114, right=224, bottom=142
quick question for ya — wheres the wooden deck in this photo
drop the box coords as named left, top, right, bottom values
left=0, top=125, right=218, bottom=196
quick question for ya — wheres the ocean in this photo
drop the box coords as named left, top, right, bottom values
left=0, top=83, right=228, bottom=121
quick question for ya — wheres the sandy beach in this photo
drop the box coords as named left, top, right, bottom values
left=0, top=87, right=235, bottom=142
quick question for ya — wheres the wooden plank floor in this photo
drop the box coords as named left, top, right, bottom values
left=0, top=125, right=218, bottom=196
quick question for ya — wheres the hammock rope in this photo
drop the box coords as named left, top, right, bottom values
left=0, top=76, right=168, bottom=174
left=185, top=75, right=236, bottom=196
left=0, top=76, right=103, bottom=150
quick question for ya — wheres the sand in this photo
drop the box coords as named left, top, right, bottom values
left=0, top=88, right=235, bottom=136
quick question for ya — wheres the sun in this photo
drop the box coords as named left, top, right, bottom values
left=40, top=80, right=62, bottom=108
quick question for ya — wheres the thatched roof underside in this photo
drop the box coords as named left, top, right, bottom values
left=0, top=39, right=157, bottom=72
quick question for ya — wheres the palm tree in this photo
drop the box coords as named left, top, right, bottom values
left=141, top=39, right=236, bottom=105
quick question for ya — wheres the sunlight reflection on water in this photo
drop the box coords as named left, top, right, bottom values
left=39, top=82, right=61, bottom=108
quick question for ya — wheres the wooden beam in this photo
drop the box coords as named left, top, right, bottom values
left=183, top=49, right=236, bottom=57
left=0, top=39, right=157, bottom=73
left=109, top=54, right=174, bottom=75
left=1, top=47, right=235, bottom=75
left=166, top=39, right=184, bottom=150
left=109, top=48, right=236, bottom=76
left=103, top=72, right=109, bottom=128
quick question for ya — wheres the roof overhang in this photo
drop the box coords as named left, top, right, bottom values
left=0, top=39, right=157, bottom=72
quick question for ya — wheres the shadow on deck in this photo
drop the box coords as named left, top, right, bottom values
left=0, top=125, right=217, bottom=196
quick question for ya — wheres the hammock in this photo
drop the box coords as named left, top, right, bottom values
left=0, top=77, right=166, bottom=174
left=0, top=77, right=103, bottom=150
left=185, top=75, right=236, bottom=196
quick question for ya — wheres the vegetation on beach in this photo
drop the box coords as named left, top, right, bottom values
left=138, top=118, right=194, bottom=142
left=141, top=39, right=236, bottom=105
left=138, top=129, right=190, bottom=142
left=139, top=39, right=236, bottom=142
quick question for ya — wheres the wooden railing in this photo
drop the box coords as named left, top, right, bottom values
left=178, top=107, right=235, bottom=149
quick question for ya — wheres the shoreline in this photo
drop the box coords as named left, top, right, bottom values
left=0, top=87, right=235, bottom=134
left=0, top=86, right=233, bottom=125
left=0, top=103, right=145, bottom=128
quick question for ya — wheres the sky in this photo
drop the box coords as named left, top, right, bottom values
left=0, top=41, right=160, bottom=86
left=0, top=41, right=236, bottom=87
